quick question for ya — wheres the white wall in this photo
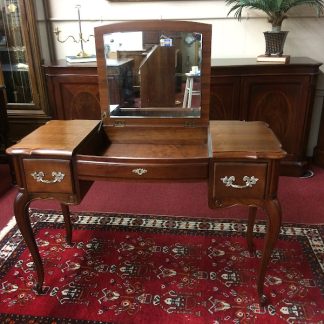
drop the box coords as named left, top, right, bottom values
left=39, top=0, right=324, bottom=66
left=35, top=0, right=324, bottom=155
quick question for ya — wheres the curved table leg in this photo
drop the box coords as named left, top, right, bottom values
left=257, top=199, right=282, bottom=306
left=61, top=203, right=72, bottom=245
left=247, top=206, right=257, bottom=253
left=14, top=191, right=44, bottom=294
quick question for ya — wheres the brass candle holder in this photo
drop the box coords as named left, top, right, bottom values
left=54, top=5, right=94, bottom=58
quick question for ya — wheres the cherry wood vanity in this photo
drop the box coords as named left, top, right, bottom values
left=7, top=20, right=286, bottom=306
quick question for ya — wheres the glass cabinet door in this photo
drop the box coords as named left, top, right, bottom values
left=0, top=0, right=47, bottom=113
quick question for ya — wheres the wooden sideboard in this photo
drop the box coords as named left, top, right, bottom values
left=44, top=59, right=134, bottom=120
left=44, top=61, right=100, bottom=120
left=210, top=57, right=322, bottom=177
left=43, top=57, right=322, bottom=176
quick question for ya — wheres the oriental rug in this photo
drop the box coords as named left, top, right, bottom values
left=0, top=210, right=323, bottom=323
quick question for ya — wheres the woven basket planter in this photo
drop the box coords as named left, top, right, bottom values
left=263, top=31, right=288, bottom=56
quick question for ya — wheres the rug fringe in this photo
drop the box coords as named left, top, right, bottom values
left=0, top=215, right=16, bottom=240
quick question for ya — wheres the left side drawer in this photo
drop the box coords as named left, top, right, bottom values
left=23, top=159, right=73, bottom=194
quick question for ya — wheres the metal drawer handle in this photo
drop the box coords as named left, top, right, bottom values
left=30, top=171, right=65, bottom=184
left=220, top=176, right=259, bottom=189
left=132, top=168, right=147, bottom=176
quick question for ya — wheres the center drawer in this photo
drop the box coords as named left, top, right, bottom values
left=76, top=160, right=209, bottom=180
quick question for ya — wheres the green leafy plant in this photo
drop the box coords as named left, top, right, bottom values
left=225, top=0, right=324, bottom=31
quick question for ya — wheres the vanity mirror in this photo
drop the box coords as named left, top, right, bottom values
left=95, top=21, right=211, bottom=124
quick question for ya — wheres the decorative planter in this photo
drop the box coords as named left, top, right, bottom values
left=263, top=31, right=288, bottom=56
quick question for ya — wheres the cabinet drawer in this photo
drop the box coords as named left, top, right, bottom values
left=210, top=162, right=267, bottom=200
left=77, top=161, right=208, bottom=180
left=23, top=159, right=74, bottom=194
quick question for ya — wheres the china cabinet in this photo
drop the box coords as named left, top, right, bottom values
left=0, top=0, right=49, bottom=143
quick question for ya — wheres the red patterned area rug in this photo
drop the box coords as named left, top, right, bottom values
left=0, top=210, right=323, bottom=324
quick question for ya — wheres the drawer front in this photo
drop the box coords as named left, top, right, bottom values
left=24, top=159, right=74, bottom=194
left=77, top=161, right=208, bottom=180
left=210, top=162, right=267, bottom=200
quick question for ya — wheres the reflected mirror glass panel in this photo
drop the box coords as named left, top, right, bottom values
left=103, top=30, right=202, bottom=118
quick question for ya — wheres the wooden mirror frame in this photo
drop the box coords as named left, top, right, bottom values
left=94, top=20, right=211, bottom=127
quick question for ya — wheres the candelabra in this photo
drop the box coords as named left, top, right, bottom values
left=53, top=5, right=94, bottom=58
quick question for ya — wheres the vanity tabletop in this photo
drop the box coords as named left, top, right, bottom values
left=6, top=120, right=100, bottom=156
left=210, top=120, right=286, bottom=160
left=6, top=119, right=286, bottom=161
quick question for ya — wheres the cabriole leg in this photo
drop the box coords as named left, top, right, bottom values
left=247, top=206, right=257, bottom=253
left=61, top=203, right=72, bottom=245
left=257, top=199, right=282, bottom=306
left=14, top=191, right=44, bottom=294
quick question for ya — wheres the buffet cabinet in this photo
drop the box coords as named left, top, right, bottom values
left=43, top=57, right=322, bottom=176
left=210, top=58, right=321, bottom=177
left=44, top=61, right=100, bottom=120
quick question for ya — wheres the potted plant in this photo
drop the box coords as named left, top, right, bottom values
left=225, top=0, right=324, bottom=56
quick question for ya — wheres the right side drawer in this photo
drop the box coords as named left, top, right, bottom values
left=210, top=161, right=268, bottom=201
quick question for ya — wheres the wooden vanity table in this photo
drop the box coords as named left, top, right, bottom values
left=7, top=21, right=286, bottom=306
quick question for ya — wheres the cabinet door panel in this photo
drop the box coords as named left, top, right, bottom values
left=241, top=75, right=310, bottom=161
left=210, top=76, right=240, bottom=120
left=50, top=75, right=101, bottom=120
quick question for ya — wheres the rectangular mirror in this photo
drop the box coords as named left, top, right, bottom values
left=104, top=30, right=202, bottom=118
left=95, top=21, right=211, bottom=124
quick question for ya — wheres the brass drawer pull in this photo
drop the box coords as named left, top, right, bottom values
left=132, top=168, right=148, bottom=176
left=30, top=171, right=65, bottom=184
left=220, top=176, right=259, bottom=189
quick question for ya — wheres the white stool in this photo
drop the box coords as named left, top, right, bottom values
left=182, top=72, right=201, bottom=108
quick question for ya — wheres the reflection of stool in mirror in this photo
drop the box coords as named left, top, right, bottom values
left=182, top=72, right=201, bottom=108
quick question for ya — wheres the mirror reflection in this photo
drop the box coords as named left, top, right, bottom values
left=103, top=30, right=202, bottom=118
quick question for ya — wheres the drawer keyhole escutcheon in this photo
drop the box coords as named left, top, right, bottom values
left=132, top=168, right=148, bottom=176
left=31, top=171, right=65, bottom=184
left=220, top=176, right=259, bottom=189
